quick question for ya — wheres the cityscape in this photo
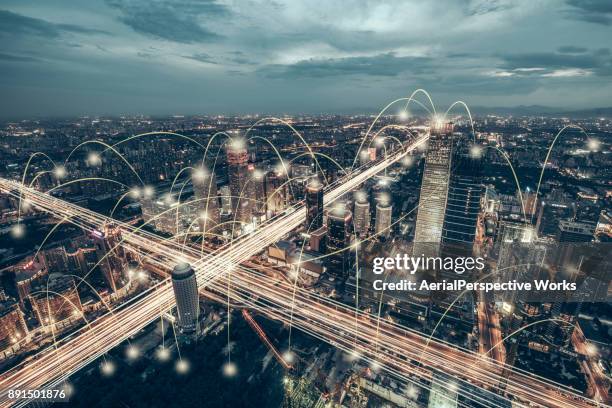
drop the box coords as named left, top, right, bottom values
left=0, top=1, right=611, bottom=407
left=0, top=108, right=610, bottom=407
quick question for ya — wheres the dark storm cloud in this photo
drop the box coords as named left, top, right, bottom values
left=106, top=0, right=228, bottom=43
left=500, top=49, right=612, bottom=75
left=0, top=9, right=109, bottom=38
left=0, top=52, right=40, bottom=63
left=558, top=45, right=588, bottom=54
left=260, top=53, right=433, bottom=79
left=565, top=0, right=612, bottom=25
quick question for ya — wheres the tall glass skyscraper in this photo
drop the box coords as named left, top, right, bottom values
left=192, top=167, right=219, bottom=235
left=226, top=140, right=252, bottom=226
left=413, top=122, right=454, bottom=257
left=326, top=206, right=352, bottom=278
left=353, top=193, right=370, bottom=237
left=171, top=262, right=199, bottom=335
left=442, top=142, right=483, bottom=251
left=305, top=178, right=323, bottom=231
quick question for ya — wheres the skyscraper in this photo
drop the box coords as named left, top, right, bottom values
left=375, top=199, right=392, bottom=239
left=413, top=122, right=454, bottom=257
left=265, top=169, right=288, bottom=214
left=192, top=167, right=219, bottom=235
left=442, top=142, right=483, bottom=253
left=305, top=178, right=323, bottom=231
left=171, top=262, right=199, bottom=335
left=353, top=193, right=370, bottom=237
left=226, top=139, right=252, bottom=226
left=249, top=165, right=267, bottom=220
left=92, top=224, right=127, bottom=292
left=326, top=206, right=352, bottom=278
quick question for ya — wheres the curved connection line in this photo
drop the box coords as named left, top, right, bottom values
left=443, top=100, right=476, bottom=143
left=244, top=117, right=325, bottom=181
left=63, top=140, right=144, bottom=186
left=531, top=124, right=590, bottom=221
left=486, top=318, right=576, bottom=356
left=17, top=152, right=58, bottom=223
left=45, top=177, right=131, bottom=195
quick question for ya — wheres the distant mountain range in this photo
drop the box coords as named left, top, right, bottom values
left=468, top=105, right=612, bottom=118
left=332, top=105, right=612, bottom=118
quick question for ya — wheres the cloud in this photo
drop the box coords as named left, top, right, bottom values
left=0, top=9, right=109, bottom=38
left=259, top=53, right=433, bottom=78
left=106, top=0, right=227, bottom=43
left=558, top=45, right=588, bottom=54
left=541, top=68, right=592, bottom=77
left=0, top=52, right=40, bottom=63
left=565, top=0, right=612, bottom=25
left=500, top=49, right=612, bottom=76
left=183, top=52, right=218, bottom=64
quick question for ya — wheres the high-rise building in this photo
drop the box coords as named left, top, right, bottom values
left=249, top=166, right=267, bottom=218
left=556, top=220, right=594, bottom=242
left=375, top=200, right=392, bottom=239
left=413, top=122, right=454, bottom=258
left=265, top=169, right=288, bottom=214
left=305, top=179, right=323, bottom=231
left=227, top=139, right=252, bottom=226
left=171, top=263, right=200, bottom=335
left=442, top=143, right=483, bottom=252
left=326, top=206, right=352, bottom=278
left=192, top=167, right=220, bottom=236
left=92, top=224, right=127, bottom=292
left=353, top=194, right=370, bottom=237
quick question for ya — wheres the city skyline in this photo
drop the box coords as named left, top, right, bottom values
left=1, top=0, right=612, bottom=119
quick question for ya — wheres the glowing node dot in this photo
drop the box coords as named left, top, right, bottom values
left=398, top=110, right=409, bottom=121
left=282, top=351, right=295, bottom=364
left=126, top=345, right=140, bottom=360
left=156, top=346, right=171, bottom=362
left=401, top=156, right=413, bottom=167
left=469, top=144, right=483, bottom=159
left=129, top=187, right=141, bottom=199
left=88, top=152, right=102, bottom=166
left=53, top=165, right=67, bottom=179
left=176, top=359, right=190, bottom=374
left=222, top=361, right=237, bottom=377
left=587, top=138, right=600, bottom=151
left=100, top=360, right=116, bottom=376
left=11, top=224, right=25, bottom=238
left=143, top=186, right=155, bottom=198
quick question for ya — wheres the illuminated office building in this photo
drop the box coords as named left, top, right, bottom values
left=305, top=178, right=323, bottom=231
left=353, top=194, right=370, bottom=237
left=92, top=224, right=127, bottom=292
left=375, top=200, right=392, bottom=239
left=265, top=169, right=288, bottom=214
left=171, top=263, right=199, bottom=335
left=442, top=143, right=483, bottom=252
left=413, top=122, right=454, bottom=258
left=249, top=165, right=267, bottom=219
left=227, top=139, right=252, bottom=225
left=192, top=167, right=219, bottom=234
left=326, top=206, right=352, bottom=278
